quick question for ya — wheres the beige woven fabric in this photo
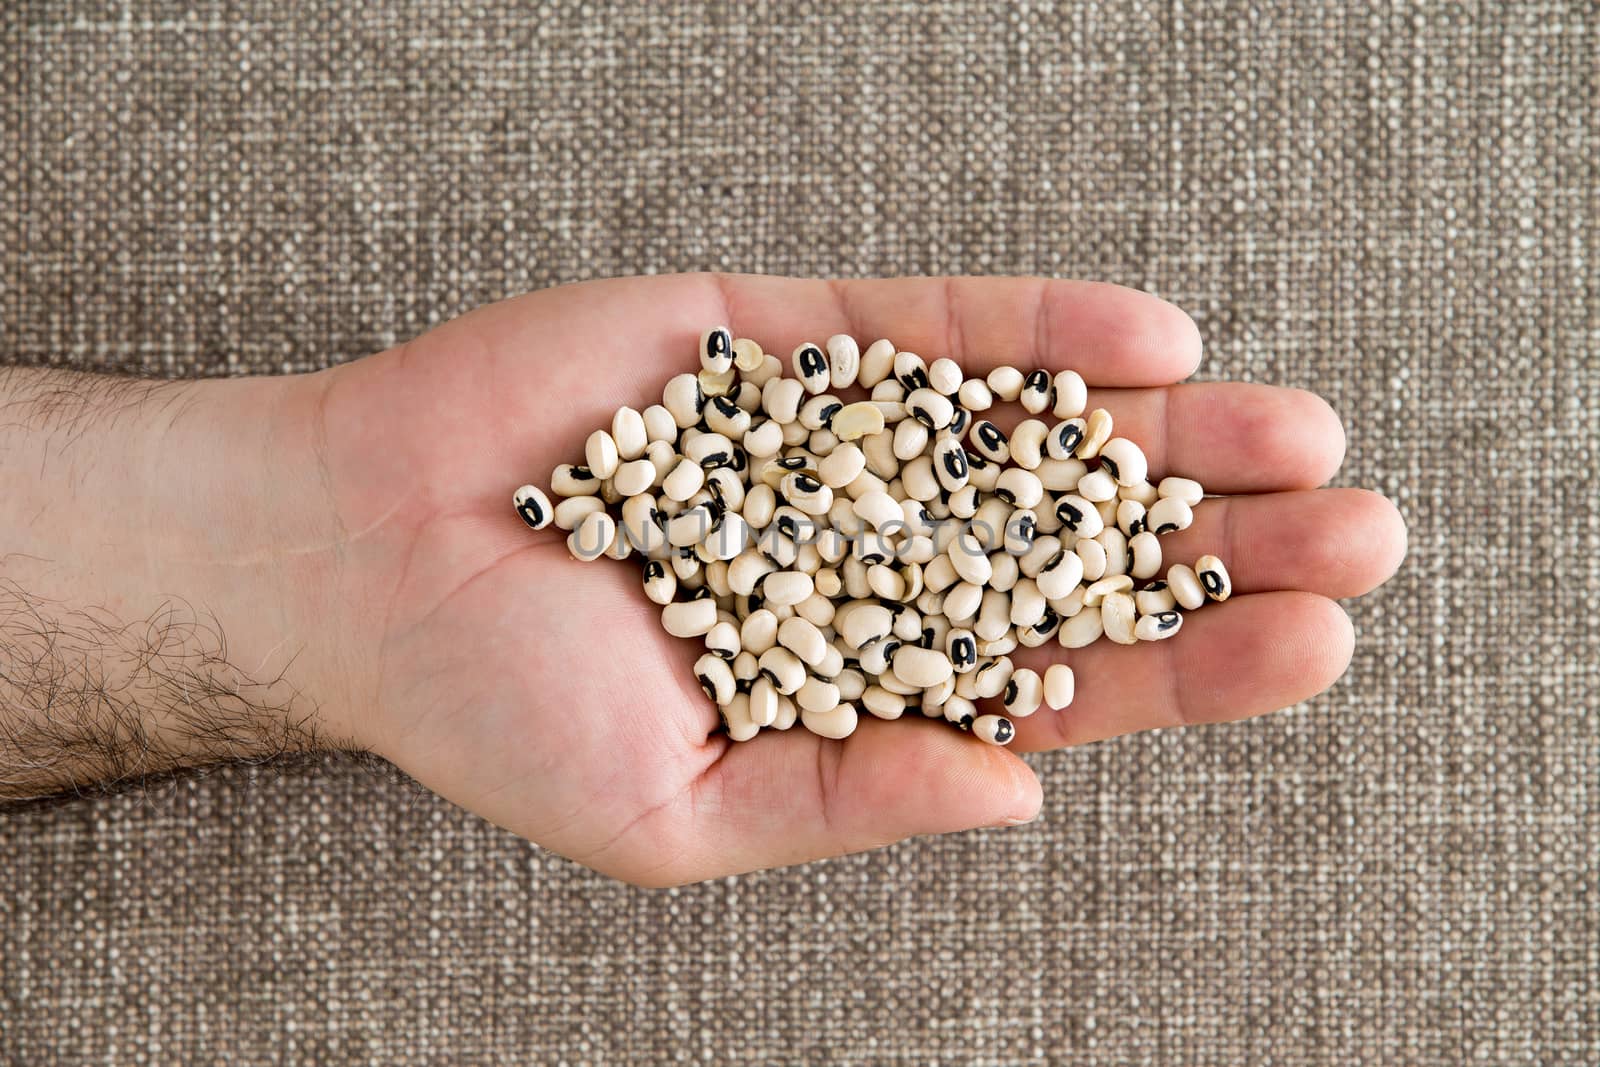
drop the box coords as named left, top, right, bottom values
left=2, top=3, right=1596, bottom=1063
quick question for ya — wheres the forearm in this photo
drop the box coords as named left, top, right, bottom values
left=0, top=365, right=359, bottom=799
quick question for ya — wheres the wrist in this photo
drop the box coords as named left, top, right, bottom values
left=0, top=366, right=371, bottom=793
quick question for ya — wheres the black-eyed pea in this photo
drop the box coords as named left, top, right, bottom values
left=740, top=607, right=780, bottom=655
left=967, top=451, right=1002, bottom=492
left=906, top=387, right=955, bottom=430
left=1073, top=407, right=1113, bottom=459
left=1167, top=563, right=1207, bottom=610
left=1054, top=493, right=1104, bottom=538
left=1097, top=527, right=1129, bottom=576
left=762, top=570, right=815, bottom=607
left=642, top=560, right=677, bottom=606
left=1077, top=467, right=1118, bottom=502
left=662, top=457, right=706, bottom=502
left=663, top=372, right=704, bottom=428
left=862, top=685, right=907, bottom=720
left=834, top=666, right=866, bottom=702
left=612, top=458, right=657, bottom=498
left=958, top=378, right=993, bottom=412
left=1059, top=605, right=1104, bottom=648
left=1101, top=591, right=1138, bottom=645
left=1046, top=418, right=1086, bottom=461
left=1095, top=496, right=1119, bottom=528
left=1135, top=582, right=1178, bottom=616
left=796, top=676, right=842, bottom=715
left=771, top=692, right=798, bottom=731
left=551, top=463, right=601, bottom=498
left=1135, top=610, right=1183, bottom=641
left=705, top=621, right=741, bottom=660
left=742, top=420, right=785, bottom=458
left=976, top=633, right=1018, bottom=657
left=826, top=334, right=861, bottom=390
left=893, top=417, right=929, bottom=461
left=1009, top=419, right=1048, bottom=469
left=1003, top=667, right=1043, bottom=718
left=1129, top=530, right=1163, bottom=580
left=734, top=382, right=763, bottom=414
left=1147, top=496, right=1195, bottom=535
left=698, top=365, right=737, bottom=398
left=732, top=650, right=761, bottom=691
left=1018, top=606, right=1062, bottom=646
left=732, top=337, right=765, bottom=373
left=723, top=692, right=760, bottom=742
left=762, top=377, right=805, bottom=424
left=927, top=357, right=964, bottom=395
left=700, top=326, right=735, bottom=374
left=554, top=494, right=606, bottom=531
left=1037, top=549, right=1085, bottom=600
left=1008, top=579, right=1047, bottom=629
left=1084, top=574, right=1133, bottom=606
left=975, top=588, right=1012, bottom=642
left=932, top=436, right=971, bottom=493
left=704, top=394, right=751, bottom=437
left=798, top=395, right=842, bottom=432
left=1074, top=537, right=1107, bottom=582
left=891, top=644, right=954, bottom=688
left=1021, top=369, right=1054, bottom=414
left=972, top=655, right=1014, bottom=699
left=749, top=676, right=779, bottom=727
left=777, top=616, right=828, bottom=667
left=946, top=627, right=978, bottom=673
left=1035, top=457, right=1088, bottom=493
left=987, top=365, right=1025, bottom=402
left=512, top=485, right=553, bottom=531
left=797, top=591, right=835, bottom=628
left=1196, top=554, right=1232, bottom=601
left=901, top=457, right=940, bottom=502
left=1052, top=585, right=1087, bottom=619
left=970, top=420, right=1010, bottom=463
left=893, top=350, right=929, bottom=390
left=1052, top=370, right=1088, bottom=419
left=667, top=506, right=711, bottom=548
left=757, top=646, right=807, bottom=694
left=1044, top=664, right=1075, bottom=709
left=942, top=695, right=977, bottom=730
left=859, top=338, right=897, bottom=387
left=694, top=652, right=736, bottom=710
left=1119, top=479, right=1160, bottom=506
left=1098, top=438, right=1148, bottom=487
left=642, top=404, right=678, bottom=444
left=782, top=472, right=833, bottom=516
left=1159, top=476, right=1205, bottom=506
left=706, top=467, right=745, bottom=512
left=1117, top=499, right=1148, bottom=537
left=972, top=714, right=1016, bottom=746
left=801, top=701, right=859, bottom=740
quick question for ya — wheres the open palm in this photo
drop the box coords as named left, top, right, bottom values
left=307, top=274, right=1405, bottom=886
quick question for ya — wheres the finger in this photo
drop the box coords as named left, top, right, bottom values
left=1008, top=592, right=1354, bottom=752
left=680, top=715, right=1043, bottom=878
left=718, top=274, right=1202, bottom=386
left=1160, top=489, right=1407, bottom=599
left=980, top=382, right=1345, bottom=492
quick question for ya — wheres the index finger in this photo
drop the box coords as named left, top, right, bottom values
left=715, top=274, right=1202, bottom=387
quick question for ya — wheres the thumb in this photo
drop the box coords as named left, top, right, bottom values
left=686, top=715, right=1043, bottom=879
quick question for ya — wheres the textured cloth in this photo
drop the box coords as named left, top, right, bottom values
left=2, top=3, right=1596, bottom=1064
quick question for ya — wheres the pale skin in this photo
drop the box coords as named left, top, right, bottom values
left=0, top=274, right=1406, bottom=886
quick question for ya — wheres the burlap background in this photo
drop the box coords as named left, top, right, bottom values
left=3, top=2, right=1595, bottom=1064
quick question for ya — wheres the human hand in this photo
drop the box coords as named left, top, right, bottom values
left=0, top=274, right=1404, bottom=885
left=296, top=274, right=1405, bottom=885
